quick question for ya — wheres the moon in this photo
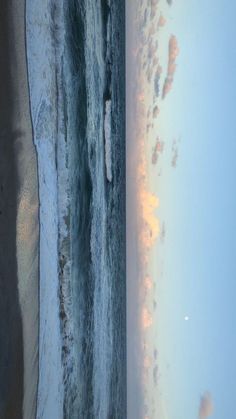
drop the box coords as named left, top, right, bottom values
left=184, top=316, right=189, bottom=321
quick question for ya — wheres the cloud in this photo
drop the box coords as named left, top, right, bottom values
left=154, top=72, right=160, bottom=97
left=160, top=222, right=166, bottom=242
left=152, top=138, right=164, bottom=165
left=150, top=1, right=158, bottom=20
left=158, top=15, right=166, bottom=28
left=153, top=365, right=158, bottom=386
left=171, top=137, right=180, bottom=167
left=144, top=355, right=151, bottom=369
left=141, top=307, right=153, bottom=329
left=169, top=35, right=179, bottom=62
left=162, top=77, right=172, bottom=98
left=162, top=35, right=179, bottom=99
left=168, top=60, right=177, bottom=75
left=198, top=392, right=214, bottom=418
left=171, top=147, right=178, bottom=168
left=148, top=41, right=156, bottom=60
left=146, top=64, right=154, bottom=83
left=153, top=105, right=159, bottom=118
left=149, top=22, right=157, bottom=37
left=153, top=56, right=158, bottom=66
left=139, top=189, right=160, bottom=249
left=144, top=275, right=153, bottom=291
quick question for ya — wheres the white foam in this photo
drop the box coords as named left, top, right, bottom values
left=104, top=99, right=112, bottom=182
left=26, top=1, right=65, bottom=418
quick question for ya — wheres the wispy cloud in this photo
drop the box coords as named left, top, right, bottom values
left=153, top=365, right=158, bottom=386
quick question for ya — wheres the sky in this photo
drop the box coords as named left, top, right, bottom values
left=127, top=1, right=236, bottom=418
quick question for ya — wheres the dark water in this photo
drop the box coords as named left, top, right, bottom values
left=59, top=1, right=126, bottom=418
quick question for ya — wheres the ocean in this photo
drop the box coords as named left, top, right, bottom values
left=63, top=1, right=126, bottom=417
left=26, top=0, right=126, bottom=418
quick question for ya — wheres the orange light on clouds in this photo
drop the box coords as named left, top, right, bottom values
left=131, top=4, right=162, bottom=362
left=127, top=1, right=181, bottom=416
left=141, top=307, right=153, bottom=329
left=158, top=14, right=166, bottom=28
left=144, top=355, right=151, bottom=369
left=162, top=35, right=179, bottom=99
left=144, top=276, right=153, bottom=291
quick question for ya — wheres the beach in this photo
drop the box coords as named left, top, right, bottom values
left=0, top=0, right=39, bottom=418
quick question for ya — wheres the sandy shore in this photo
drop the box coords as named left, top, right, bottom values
left=0, top=0, right=39, bottom=418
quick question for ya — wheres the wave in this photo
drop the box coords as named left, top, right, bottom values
left=26, top=0, right=126, bottom=418
left=104, top=99, right=112, bottom=182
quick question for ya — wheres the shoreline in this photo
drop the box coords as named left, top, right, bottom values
left=25, top=0, right=65, bottom=417
left=24, top=0, right=41, bottom=415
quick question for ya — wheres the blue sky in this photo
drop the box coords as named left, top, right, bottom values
left=126, top=0, right=236, bottom=417
left=149, top=1, right=236, bottom=418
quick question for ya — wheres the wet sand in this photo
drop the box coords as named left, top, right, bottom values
left=0, top=0, right=39, bottom=418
